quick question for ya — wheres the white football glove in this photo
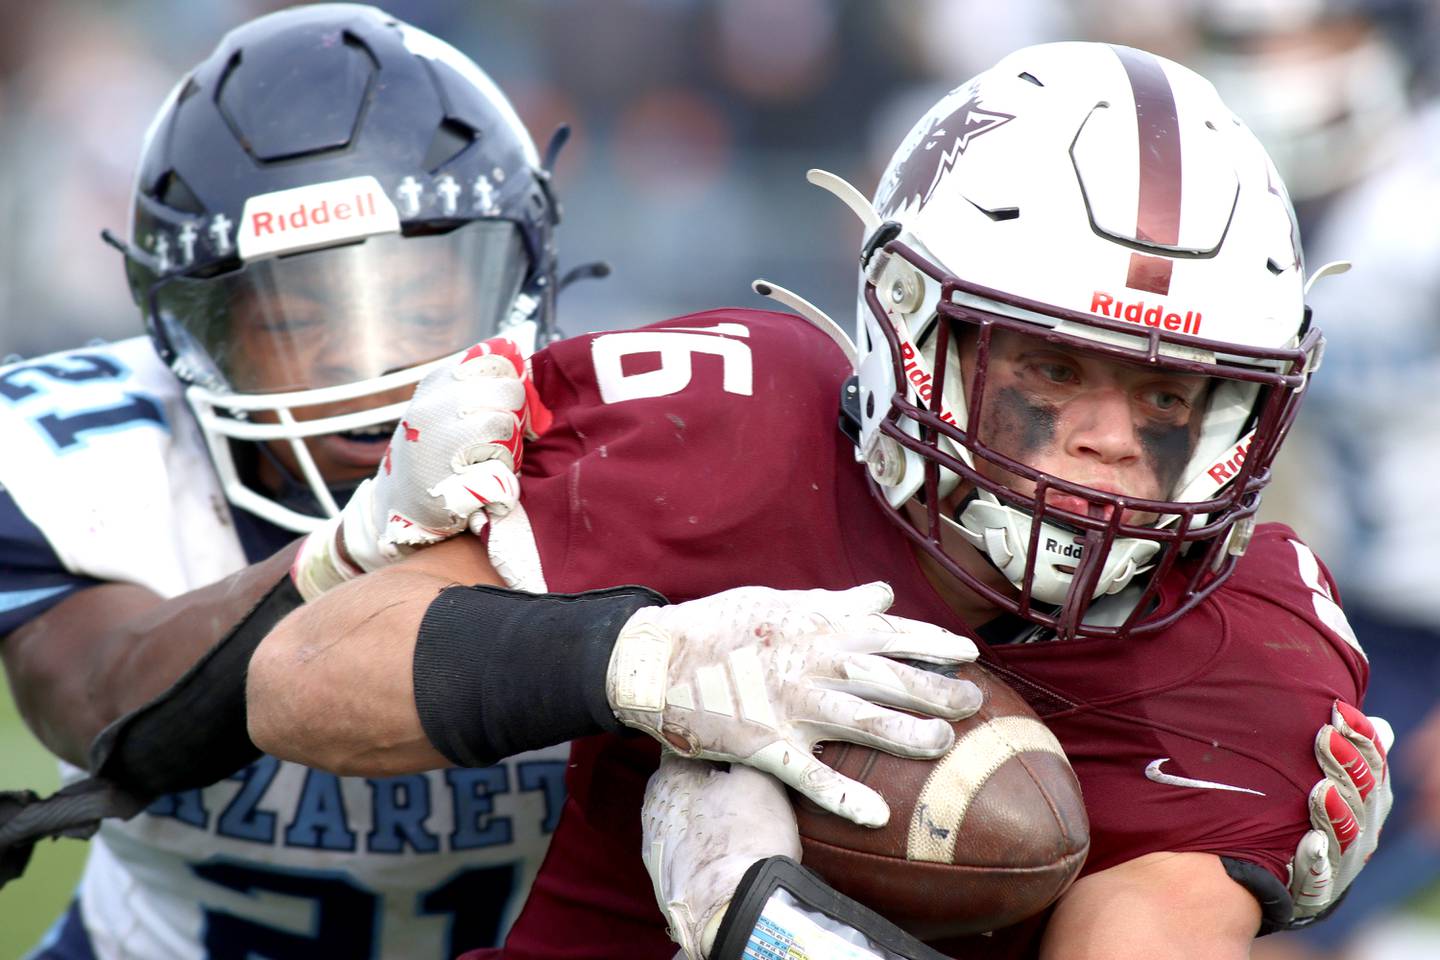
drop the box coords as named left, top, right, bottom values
left=1287, top=699, right=1395, bottom=924
left=293, top=337, right=549, bottom=600
left=642, top=754, right=800, bottom=960
left=607, top=581, right=982, bottom=827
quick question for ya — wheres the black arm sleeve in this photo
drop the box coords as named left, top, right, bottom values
left=0, top=574, right=302, bottom=888
left=413, top=583, right=667, bottom=768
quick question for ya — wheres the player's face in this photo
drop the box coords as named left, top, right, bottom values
left=956, top=327, right=1210, bottom=524
left=228, top=268, right=480, bottom=488
left=226, top=265, right=472, bottom=396
left=908, top=326, right=1212, bottom=622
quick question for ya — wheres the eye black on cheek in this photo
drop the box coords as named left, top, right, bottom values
left=987, top=386, right=1060, bottom=457
left=1139, top=420, right=1199, bottom=495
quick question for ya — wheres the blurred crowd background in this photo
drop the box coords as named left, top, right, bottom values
left=3, top=2, right=1440, bottom=959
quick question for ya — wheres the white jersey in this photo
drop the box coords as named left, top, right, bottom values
left=0, top=338, right=563, bottom=959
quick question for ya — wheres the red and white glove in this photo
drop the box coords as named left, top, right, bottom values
left=292, top=337, right=551, bottom=600
left=1287, top=699, right=1394, bottom=924
left=642, top=754, right=800, bottom=960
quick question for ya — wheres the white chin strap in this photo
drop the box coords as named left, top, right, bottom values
left=951, top=494, right=1159, bottom=605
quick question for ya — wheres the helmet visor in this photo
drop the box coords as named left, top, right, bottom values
left=151, top=220, right=528, bottom=393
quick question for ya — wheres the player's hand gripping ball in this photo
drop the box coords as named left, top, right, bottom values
left=793, top=662, right=1090, bottom=940
left=607, top=582, right=983, bottom=827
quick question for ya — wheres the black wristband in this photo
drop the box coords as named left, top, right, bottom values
left=1222, top=855, right=1294, bottom=935
left=413, top=584, right=668, bottom=768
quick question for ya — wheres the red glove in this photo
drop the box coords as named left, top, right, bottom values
left=1287, top=700, right=1394, bottom=924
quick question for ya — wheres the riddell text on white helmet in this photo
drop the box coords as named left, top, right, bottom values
left=899, top=341, right=959, bottom=425
left=1090, top=291, right=1203, bottom=336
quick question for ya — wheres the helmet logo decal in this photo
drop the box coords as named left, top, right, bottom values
left=396, top=172, right=507, bottom=219
left=879, top=93, right=1014, bottom=217
left=176, top=223, right=198, bottom=266
left=436, top=175, right=461, bottom=216
left=237, top=175, right=401, bottom=261
left=152, top=234, right=172, bottom=272
left=473, top=175, right=497, bottom=214
left=1112, top=46, right=1182, bottom=297
left=1090, top=291, right=1202, bottom=336
left=208, top=214, right=233, bottom=255
left=1265, top=161, right=1303, bottom=275
left=397, top=176, right=424, bottom=216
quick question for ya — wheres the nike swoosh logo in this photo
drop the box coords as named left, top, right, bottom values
left=1145, top=758, right=1266, bottom=797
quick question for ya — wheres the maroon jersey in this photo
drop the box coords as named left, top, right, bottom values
left=476, top=308, right=1366, bottom=959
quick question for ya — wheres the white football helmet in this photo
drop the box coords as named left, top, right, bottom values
left=829, top=43, right=1329, bottom=639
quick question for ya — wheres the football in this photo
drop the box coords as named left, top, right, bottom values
left=793, top=661, right=1089, bottom=941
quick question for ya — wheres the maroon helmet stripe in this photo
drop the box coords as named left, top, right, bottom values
left=1127, top=252, right=1172, bottom=295
left=1113, top=46, right=1182, bottom=296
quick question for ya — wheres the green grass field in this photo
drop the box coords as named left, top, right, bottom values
left=0, top=683, right=86, bottom=958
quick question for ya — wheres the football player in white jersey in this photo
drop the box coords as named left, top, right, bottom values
left=0, top=6, right=574, bottom=957
left=0, top=8, right=987, bottom=957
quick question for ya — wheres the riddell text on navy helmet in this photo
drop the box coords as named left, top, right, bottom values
left=1090, top=291, right=1203, bottom=336
left=250, top=190, right=384, bottom=235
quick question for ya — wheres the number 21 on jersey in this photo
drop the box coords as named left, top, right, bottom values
left=0, top=353, right=165, bottom=451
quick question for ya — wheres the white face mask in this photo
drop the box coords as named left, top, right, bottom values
left=162, top=223, right=535, bottom=532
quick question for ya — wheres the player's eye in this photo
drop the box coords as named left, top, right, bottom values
left=1140, top=386, right=1192, bottom=416
left=1009, top=348, right=1085, bottom=395
left=1035, top=362, right=1077, bottom=385
left=275, top=317, right=327, bottom=341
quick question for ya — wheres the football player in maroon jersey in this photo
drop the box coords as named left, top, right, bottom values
left=240, top=41, right=1394, bottom=959
left=0, top=7, right=983, bottom=958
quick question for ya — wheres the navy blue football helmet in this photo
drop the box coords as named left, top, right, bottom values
left=109, top=4, right=565, bottom=531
